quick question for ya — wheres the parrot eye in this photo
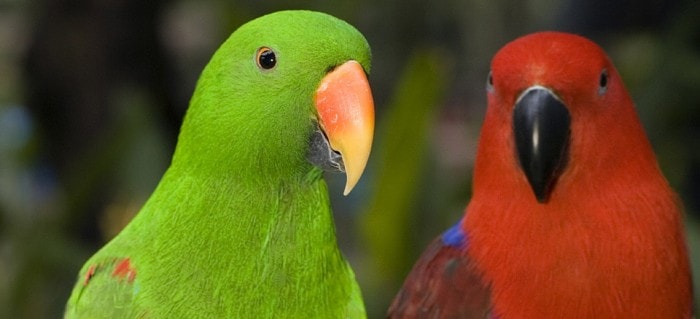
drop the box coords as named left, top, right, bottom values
left=486, top=71, right=494, bottom=92
left=598, top=69, right=608, bottom=95
left=256, top=47, right=277, bottom=70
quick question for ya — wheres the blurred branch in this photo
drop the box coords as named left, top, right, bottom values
left=360, top=48, right=452, bottom=315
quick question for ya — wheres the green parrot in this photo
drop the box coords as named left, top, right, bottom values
left=65, top=10, right=374, bottom=318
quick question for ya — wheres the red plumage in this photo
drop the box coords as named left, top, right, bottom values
left=389, top=32, right=692, bottom=318
left=388, top=226, right=492, bottom=318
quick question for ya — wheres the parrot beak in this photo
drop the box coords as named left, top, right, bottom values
left=513, top=86, right=571, bottom=203
left=313, top=60, right=375, bottom=195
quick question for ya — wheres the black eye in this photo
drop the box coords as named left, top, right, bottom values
left=486, top=71, right=494, bottom=92
left=256, top=47, right=276, bottom=70
left=598, top=69, right=608, bottom=95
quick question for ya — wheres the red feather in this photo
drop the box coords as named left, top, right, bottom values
left=388, top=234, right=492, bottom=319
left=111, top=258, right=137, bottom=283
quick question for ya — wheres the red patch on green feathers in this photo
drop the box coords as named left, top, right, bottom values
left=82, top=265, right=97, bottom=286
left=112, top=258, right=137, bottom=283
left=81, top=258, right=137, bottom=289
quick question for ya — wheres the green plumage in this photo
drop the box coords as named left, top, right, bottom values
left=65, top=10, right=371, bottom=318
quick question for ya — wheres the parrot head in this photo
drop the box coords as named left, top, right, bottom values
left=173, top=10, right=374, bottom=195
left=482, top=31, right=644, bottom=203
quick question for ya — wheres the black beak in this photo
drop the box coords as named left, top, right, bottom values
left=307, top=123, right=345, bottom=172
left=513, top=87, right=570, bottom=203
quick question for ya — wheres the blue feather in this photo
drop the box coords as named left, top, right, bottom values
left=441, top=219, right=468, bottom=248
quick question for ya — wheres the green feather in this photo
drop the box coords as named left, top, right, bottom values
left=65, top=10, right=370, bottom=318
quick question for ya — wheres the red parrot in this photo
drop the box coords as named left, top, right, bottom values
left=388, top=31, right=693, bottom=318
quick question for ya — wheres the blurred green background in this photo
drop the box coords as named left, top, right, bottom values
left=0, top=0, right=698, bottom=318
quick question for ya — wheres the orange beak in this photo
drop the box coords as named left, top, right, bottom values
left=314, top=61, right=375, bottom=195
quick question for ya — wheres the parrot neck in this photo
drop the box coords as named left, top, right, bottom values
left=117, top=166, right=360, bottom=317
